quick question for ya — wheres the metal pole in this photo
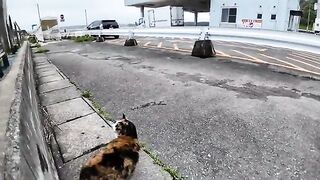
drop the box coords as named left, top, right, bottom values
left=307, top=3, right=311, bottom=30
left=85, top=9, right=88, bottom=27
left=37, top=3, right=41, bottom=22
left=194, top=11, right=198, bottom=26
left=14, top=22, right=20, bottom=46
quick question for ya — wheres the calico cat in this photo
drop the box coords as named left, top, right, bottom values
left=80, top=114, right=140, bottom=180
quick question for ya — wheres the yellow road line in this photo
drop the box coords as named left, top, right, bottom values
left=259, top=54, right=306, bottom=70
left=217, top=43, right=267, bottom=52
left=293, top=52, right=320, bottom=60
left=157, top=42, right=163, bottom=48
left=232, top=50, right=267, bottom=63
left=286, top=57, right=320, bottom=70
left=144, top=41, right=151, bottom=46
left=290, top=54, right=320, bottom=65
left=216, top=50, right=231, bottom=57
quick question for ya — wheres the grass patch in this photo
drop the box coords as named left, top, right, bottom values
left=31, top=43, right=41, bottom=48
left=74, top=35, right=94, bottom=43
left=140, top=143, right=184, bottom=180
left=81, top=90, right=113, bottom=122
left=34, top=47, right=49, bottom=54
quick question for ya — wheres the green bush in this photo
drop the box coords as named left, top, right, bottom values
left=74, top=35, right=94, bottom=42
left=28, top=35, right=38, bottom=44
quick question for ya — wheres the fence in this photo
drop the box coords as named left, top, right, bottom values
left=62, top=27, right=320, bottom=55
left=0, top=16, right=24, bottom=78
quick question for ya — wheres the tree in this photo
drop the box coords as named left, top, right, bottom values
left=300, top=0, right=317, bottom=29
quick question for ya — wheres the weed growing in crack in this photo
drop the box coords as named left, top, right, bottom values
left=81, top=90, right=93, bottom=98
left=139, top=143, right=184, bottom=180
left=81, top=90, right=114, bottom=123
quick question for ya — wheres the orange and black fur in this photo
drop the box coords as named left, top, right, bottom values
left=80, top=114, right=140, bottom=180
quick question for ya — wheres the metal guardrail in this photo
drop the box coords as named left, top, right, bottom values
left=61, top=27, right=320, bottom=55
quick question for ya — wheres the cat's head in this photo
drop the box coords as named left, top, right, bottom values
left=113, top=114, right=138, bottom=139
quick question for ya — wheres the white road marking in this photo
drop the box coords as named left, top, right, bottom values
left=157, top=42, right=163, bottom=48
left=144, top=41, right=151, bottom=46
left=259, top=54, right=306, bottom=70
left=232, top=50, right=267, bottom=63
left=286, top=57, right=320, bottom=70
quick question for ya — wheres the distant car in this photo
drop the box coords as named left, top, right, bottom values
left=87, top=20, right=119, bottom=39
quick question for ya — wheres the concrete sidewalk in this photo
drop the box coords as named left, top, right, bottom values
left=33, top=54, right=171, bottom=180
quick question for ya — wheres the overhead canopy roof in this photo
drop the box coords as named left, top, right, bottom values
left=124, top=0, right=210, bottom=12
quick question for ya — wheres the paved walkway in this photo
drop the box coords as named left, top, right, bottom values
left=33, top=54, right=171, bottom=180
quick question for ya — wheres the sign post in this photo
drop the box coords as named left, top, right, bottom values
left=60, top=14, right=65, bottom=22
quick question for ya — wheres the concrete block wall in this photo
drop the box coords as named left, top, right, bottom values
left=4, top=42, right=59, bottom=180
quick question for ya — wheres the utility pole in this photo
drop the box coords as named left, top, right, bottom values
left=85, top=9, right=88, bottom=27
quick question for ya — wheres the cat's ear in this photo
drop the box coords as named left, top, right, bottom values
left=122, top=113, right=126, bottom=119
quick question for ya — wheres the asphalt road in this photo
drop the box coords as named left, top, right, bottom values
left=105, top=37, right=320, bottom=76
left=45, top=40, right=320, bottom=179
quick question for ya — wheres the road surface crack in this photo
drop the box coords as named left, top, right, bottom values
left=131, top=100, right=167, bottom=110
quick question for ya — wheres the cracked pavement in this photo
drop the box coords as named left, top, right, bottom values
left=44, top=40, right=320, bottom=179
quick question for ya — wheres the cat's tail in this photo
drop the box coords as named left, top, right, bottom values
left=79, top=166, right=97, bottom=180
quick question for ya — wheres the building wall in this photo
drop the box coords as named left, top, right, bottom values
left=210, top=0, right=300, bottom=31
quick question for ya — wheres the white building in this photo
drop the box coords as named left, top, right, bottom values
left=210, top=0, right=301, bottom=31
left=125, top=0, right=302, bottom=31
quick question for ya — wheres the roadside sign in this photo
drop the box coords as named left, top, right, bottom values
left=241, top=19, right=262, bottom=29
left=60, top=14, right=65, bottom=22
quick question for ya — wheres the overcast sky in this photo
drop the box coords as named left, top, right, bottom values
left=7, top=0, right=209, bottom=30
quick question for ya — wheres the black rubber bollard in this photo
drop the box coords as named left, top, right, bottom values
left=191, top=40, right=216, bottom=58
left=96, top=36, right=104, bottom=42
left=124, top=39, right=138, bottom=46
left=2, top=54, right=9, bottom=68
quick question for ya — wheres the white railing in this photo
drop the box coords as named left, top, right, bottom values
left=61, top=27, right=320, bottom=55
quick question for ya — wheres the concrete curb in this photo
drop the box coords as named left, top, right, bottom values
left=2, top=42, right=59, bottom=180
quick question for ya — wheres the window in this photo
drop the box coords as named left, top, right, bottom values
left=271, top=14, right=276, bottom=20
left=257, top=14, right=262, bottom=19
left=221, top=8, right=237, bottom=23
